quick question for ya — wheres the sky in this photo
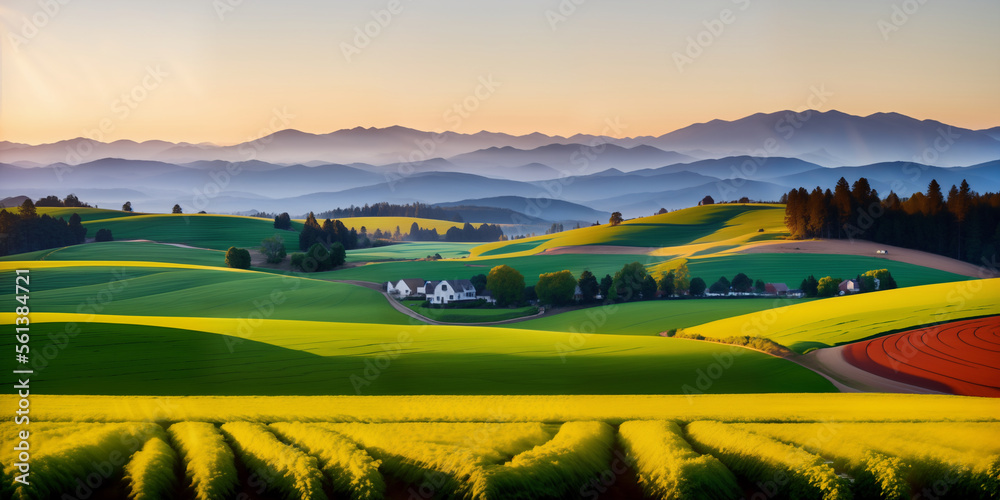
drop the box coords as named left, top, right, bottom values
left=2, top=0, right=998, bottom=145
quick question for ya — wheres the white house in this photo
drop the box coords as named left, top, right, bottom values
left=390, top=279, right=425, bottom=298
left=426, top=279, right=477, bottom=304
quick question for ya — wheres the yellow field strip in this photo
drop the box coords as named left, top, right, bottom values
left=4, top=394, right=997, bottom=424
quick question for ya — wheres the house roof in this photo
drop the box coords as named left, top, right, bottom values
left=441, top=279, right=476, bottom=292
left=766, top=283, right=789, bottom=292
left=397, top=279, right=425, bottom=290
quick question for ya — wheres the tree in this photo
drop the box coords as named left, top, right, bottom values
left=577, top=270, right=599, bottom=302
left=862, top=269, right=897, bottom=291
left=657, top=270, right=676, bottom=298
left=172, top=204, right=183, bottom=214
left=731, top=272, right=753, bottom=294
left=609, top=262, right=648, bottom=303
left=817, top=276, right=842, bottom=297
left=599, top=274, right=613, bottom=300
left=657, top=208, right=668, bottom=215
left=806, top=186, right=827, bottom=237
left=641, top=274, right=658, bottom=300
left=122, top=201, right=133, bottom=212
left=924, top=179, right=944, bottom=215
left=35, top=195, right=62, bottom=207
left=800, top=275, right=819, bottom=297
left=68, top=213, right=87, bottom=243
left=609, top=212, right=624, bottom=226
left=754, top=279, right=766, bottom=294
left=470, top=273, right=488, bottom=294
left=523, top=285, right=538, bottom=302
left=225, top=246, right=252, bottom=269
left=294, top=242, right=345, bottom=272
left=700, top=195, right=714, bottom=206
left=535, top=270, right=577, bottom=306
left=689, top=277, right=707, bottom=296
left=709, top=279, right=730, bottom=295
left=487, top=265, right=525, bottom=307
left=64, top=194, right=84, bottom=207
left=673, top=262, right=690, bottom=294
left=95, top=228, right=114, bottom=242
left=274, top=212, right=291, bottom=230
left=260, top=234, right=287, bottom=264
left=19, top=199, right=37, bottom=219
left=738, top=196, right=750, bottom=204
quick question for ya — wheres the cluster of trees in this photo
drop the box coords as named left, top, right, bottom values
left=443, top=223, right=504, bottom=242
left=274, top=213, right=293, bottom=230
left=34, top=194, right=91, bottom=208
left=317, top=202, right=461, bottom=222
left=299, top=212, right=360, bottom=251
left=291, top=242, right=346, bottom=272
left=784, top=177, right=1000, bottom=264
left=706, top=273, right=766, bottom=295
left=799, top=269, right=897, bottom=298
left=0, top=200, right=88, bottom=256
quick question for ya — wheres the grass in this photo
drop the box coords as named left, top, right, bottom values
left=507, top=298, right=813, bottom=336
left=0, top=315, right=836, bottom=395
left=0, top=240, right=226, bottom=267
left=0, top=264, right=415, bottom=325
left=34, top=206, right=144, bottom=222
left=668, top=253, right=969, bottom=288
left=9, top=394, right=998, bottom=423
left=683, top=278, right=1000, bottom=352
left=403, top=301, right=538, bottom=323
left=72, top=212, right=496, bottom=253
left=326, top=253, right=672, bottom=285
left=345, top=242, right=479, bottom=262
left=469, top=204, right=787, bottom=258
left=80, top=213, right=305, bottom=252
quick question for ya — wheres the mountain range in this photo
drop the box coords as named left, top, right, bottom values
left=2, top=110, right=998, bottom=221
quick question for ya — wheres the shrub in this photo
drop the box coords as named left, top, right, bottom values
left=95, top=228, right=114, bottom=242
left=225, top=247, right=251, bottom=269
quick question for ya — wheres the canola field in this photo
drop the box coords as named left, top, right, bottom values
left=3, top=399, right=998, bottom=500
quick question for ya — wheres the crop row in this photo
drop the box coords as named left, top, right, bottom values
left=2, top=420, right=998, bottom=499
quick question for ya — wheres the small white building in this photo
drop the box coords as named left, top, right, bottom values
left=426, top=279, right=477, bottom=304
left=839, top=279, right=860, bottom=295
left=389, top=279, right=426, bottom=298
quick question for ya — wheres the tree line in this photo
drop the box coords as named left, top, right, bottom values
left=783, top=177, right=1000, bottom=264
left=0, top=199, right=87, bottom=256
left=316, top=202, right=462, bottom=222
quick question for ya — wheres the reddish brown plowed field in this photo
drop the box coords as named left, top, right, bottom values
left=842, top=316, right=1000, bottom=397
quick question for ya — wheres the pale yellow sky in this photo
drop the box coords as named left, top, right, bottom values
left=2, top=0, right=998, bottom=145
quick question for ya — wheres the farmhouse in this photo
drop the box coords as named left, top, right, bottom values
left=764, top=283, right=789, bottom=296
left=388, top=279, right=425, bottom=298
left=839, top=279, right=860, bottom=294
left=426, top=279, right=478, bottom=304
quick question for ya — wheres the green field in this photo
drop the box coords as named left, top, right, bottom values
left=403, top=301, right=538, bottom=323
left=34, top=206, right=144, bottom=222
left=0, top=240, right=227, bottom=267
left=2, top=317, right=836, bottom=395
left=470, top=204, right=788, bottom=257
left=327, top=253, right=672, bottom=285
left=507, top=298, right=814, bottom=336
left=80, top=213, right=305, bottom=252
left=678, top=253, right=969, bottom=288
left=684, top=278, right=1000, bottom=352
left=0, top=264, right=416, bottom=325
left=346, top=242, right=479, bottom=262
